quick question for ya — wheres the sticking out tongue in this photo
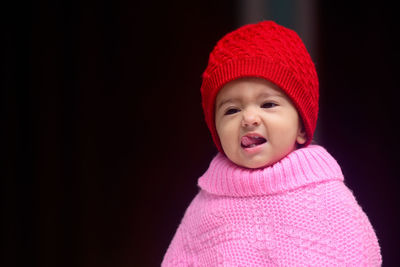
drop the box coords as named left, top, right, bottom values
left=241, top=135, right=267, bottom=148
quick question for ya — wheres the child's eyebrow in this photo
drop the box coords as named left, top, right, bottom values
left=216, top=98, right=239, bottom=109
left=217, top=92, right=287, bottom=109
left=258, top=92, right=285, bottom=98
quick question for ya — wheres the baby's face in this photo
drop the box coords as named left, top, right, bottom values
left=215, top=77, right=306, bottom=169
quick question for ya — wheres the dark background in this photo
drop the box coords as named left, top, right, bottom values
left=2, top=1, right=399, bottom=266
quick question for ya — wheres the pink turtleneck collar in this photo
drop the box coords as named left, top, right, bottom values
left=198, top=145, right=344, bottom=197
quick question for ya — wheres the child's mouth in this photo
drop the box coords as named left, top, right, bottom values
left=241, top=135, right=267, bottom=148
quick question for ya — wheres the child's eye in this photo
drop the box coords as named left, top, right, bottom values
left=261, top=102, right=277, bottom=108
left=224, top=108, right=240, bottom=115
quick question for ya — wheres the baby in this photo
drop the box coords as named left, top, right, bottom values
left=162, top=21, right=381, bottom=266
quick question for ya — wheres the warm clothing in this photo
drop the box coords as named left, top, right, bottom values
left=162, top=145, right=382, bottom=266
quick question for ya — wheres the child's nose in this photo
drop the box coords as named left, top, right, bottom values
left=241, top=108, right=261, bottom=128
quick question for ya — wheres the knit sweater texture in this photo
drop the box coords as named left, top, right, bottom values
left=162, top=145, right=382, bottom=266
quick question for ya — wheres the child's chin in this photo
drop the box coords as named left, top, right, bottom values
left=238, top=159, right=272, bottom=169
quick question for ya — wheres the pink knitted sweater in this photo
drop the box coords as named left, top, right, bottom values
left=162, top=146, right=382, bottom=266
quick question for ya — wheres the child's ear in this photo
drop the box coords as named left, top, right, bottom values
left=296, top=125, right=307, bottom=145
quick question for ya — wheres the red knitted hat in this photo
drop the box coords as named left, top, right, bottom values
left=200, top=21, right=319, bottom=152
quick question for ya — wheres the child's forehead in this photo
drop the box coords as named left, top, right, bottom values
left=217, top=77, right=287, bottom=99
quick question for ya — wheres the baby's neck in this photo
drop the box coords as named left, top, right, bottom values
left=198, top=145, right=343, bottom=197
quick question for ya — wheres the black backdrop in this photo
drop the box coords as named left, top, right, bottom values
left=3, top=1, right=399, bottom=266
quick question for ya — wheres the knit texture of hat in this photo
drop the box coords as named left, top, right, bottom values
left=200, top=21, right=319, bottom=152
